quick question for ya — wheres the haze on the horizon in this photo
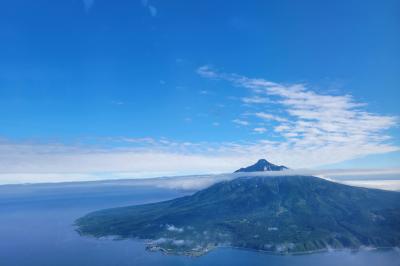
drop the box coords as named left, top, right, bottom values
left=0, top=0, right=399, bottom=184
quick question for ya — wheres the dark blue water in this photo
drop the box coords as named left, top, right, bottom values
left=0, top=182, right=399, bottom=266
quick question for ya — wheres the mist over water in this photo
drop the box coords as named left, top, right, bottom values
left=0, top=181, right=399, bottom=266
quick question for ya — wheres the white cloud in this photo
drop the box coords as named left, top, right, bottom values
left=254, top=112, right=288, bottom=122
left=339, top=180, right=400, bottom=191
left=232, top=119, right=249, bottom=126
left=2, top=168, right=399, bottom=191
left=166, top=224, right=184, bottom=232
left=0, top=140, right=249, bottom=184
left=141, top=0, right=157, bottom=17
left=119, top=137, right=156, bottom=144
left=0, top=138, right=399, bottom=190
left=253, top=127, right=267, bottom=134
left=149, top=168, right=400, bottom=191
left=242, top=96, right=270, bottom=104
left=196, top=65, right=218, bottom=78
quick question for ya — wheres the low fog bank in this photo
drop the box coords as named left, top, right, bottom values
left=2, top=168, right=399, bottom=192
left=116, top=168, right=400, bottom=191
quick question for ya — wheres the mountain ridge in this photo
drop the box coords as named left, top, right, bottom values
left=76, top=169, right=400, bottom=256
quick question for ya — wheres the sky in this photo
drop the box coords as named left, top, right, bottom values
left=0, top=0, right=399, bottom=184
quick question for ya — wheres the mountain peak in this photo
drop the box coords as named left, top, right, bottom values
left=234, top=159, right=288, bottom=173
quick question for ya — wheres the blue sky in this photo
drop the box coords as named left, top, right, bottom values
left=0, top=0, right=399, bottom=183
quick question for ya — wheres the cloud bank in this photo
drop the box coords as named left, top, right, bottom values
left=2, top=169, right=399, bottom=191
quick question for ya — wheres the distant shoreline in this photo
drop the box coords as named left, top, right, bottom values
left=218, top=245, right=398, bottom=256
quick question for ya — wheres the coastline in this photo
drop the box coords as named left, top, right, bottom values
left=76, top=228, right=400, bottom=258
left=143, top=240, right=399, bottom=257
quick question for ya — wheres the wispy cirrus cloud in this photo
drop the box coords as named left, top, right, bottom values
left=254, top=112, right=288, bottom=123
left=196, top=65, right=219, bottom=78
left=253, top=127, right=267, bottom=134
left=232, top=119, right=250, bottom=126
left=197, top=65, right=399, bottom=162
left=148, top=5, right=157, bottom=17
left=141, top=0, right=157, bottom=17
left=242, top=96, right=271, bottom=104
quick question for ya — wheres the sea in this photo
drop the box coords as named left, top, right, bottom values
left=0, top=180, right=399, bottom=266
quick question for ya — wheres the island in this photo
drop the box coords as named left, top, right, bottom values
left=75, top=160, right=400, bottom=256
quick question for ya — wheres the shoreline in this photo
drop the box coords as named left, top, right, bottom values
left=77, top=231, right=400, bottom=258
left=143, top=240, right=399, bottom=257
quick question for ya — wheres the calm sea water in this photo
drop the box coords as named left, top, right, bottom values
left=0, top=182, right=399, bottom=266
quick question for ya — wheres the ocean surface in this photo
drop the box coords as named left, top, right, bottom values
left=0, top=181, right=399, bottom=266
